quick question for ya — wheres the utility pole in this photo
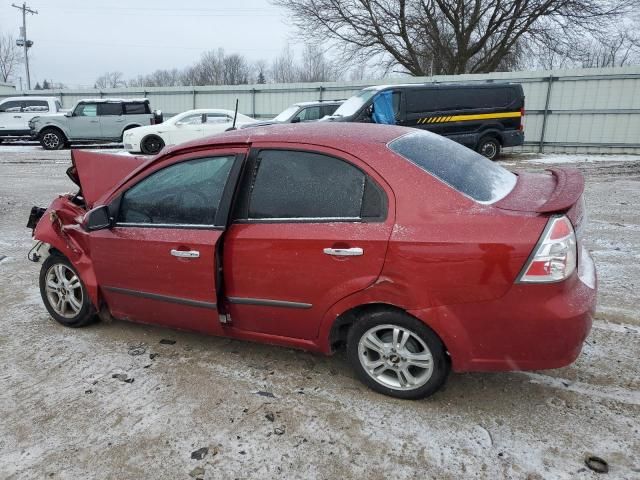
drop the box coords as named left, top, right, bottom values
left=11, top=2, right=38, bottom=90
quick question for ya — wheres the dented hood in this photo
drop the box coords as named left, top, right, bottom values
left=68, top=150, right=147, bottom=208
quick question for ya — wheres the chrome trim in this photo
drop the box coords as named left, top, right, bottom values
left=104, top=286, right=217, bottom=310
left=115, top=222, right=221, bottom=230
left=170, top=249, right=200, bottom=258
left=227, top=297, right=312, bottom=309
left=323, top=247, right=364, bottom=256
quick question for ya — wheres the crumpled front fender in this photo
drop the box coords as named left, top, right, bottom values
left=34, top=196, right=100, bottom=308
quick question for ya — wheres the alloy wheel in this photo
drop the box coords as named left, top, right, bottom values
left=42, top=132, right=60, bottom=149
left=44, top=263, right=83, bottom=318
left=357, top=324, right=434, bottom=391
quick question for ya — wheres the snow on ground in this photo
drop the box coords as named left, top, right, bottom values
left=0, top=150, right=639, bottom=479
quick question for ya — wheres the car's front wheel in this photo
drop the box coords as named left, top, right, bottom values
left=40, top=128, right=66, bottom=150
left=140, top=135, right=165, bottom=155
left=347, top=310, right=449, bottom=399
left=39, top=254, right=95, bottom=327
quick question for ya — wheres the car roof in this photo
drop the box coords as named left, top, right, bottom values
left=293, top=100, right=344, bottom=107
left=364, top=82, right=520, bottom=91
left=1, top=96, right=59, bottom=102
left=77, top=98, right=149, bottom=103
left=177, top=109, right=236, bottom=115
left=169, top=122, right=411, bottom=153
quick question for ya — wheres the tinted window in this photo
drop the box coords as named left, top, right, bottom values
left=249, top=150, right=366, bottom=219
left=0, top=101, right=22, bottom=112
left=176, top=114, right=203, bottom=125
left=24, top=100, right=49, bottom=112
left=388, top=131, right=516, bottom=203
left=205, top=113, right=231, bottom=124
left=118, top=156, right=235, bottom=226
left=406, top=87, right=515, bottom=113
left=124, top=103, right=149, bottom=114
left=321, top=104, right=340, bottom=117
left=98, top=103, right=122, bottom=116
left=75, top=104, right=97, bottom=117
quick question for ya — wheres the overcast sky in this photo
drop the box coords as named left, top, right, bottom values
left=0, top=0, right=292, bottom=88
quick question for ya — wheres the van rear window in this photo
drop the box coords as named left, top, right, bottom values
left=388, top=131, right=516, bottom=204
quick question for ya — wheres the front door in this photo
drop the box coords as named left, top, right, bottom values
left=223, top=146, right=394, bottom=340
left=90, top=151, right=244, bottom=334
left=69, top=103, right=101, bottom=139
left=172, top=113, right=205, bottom=144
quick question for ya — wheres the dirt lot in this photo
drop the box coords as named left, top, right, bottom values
left=0, top=145, right=638, bottom=479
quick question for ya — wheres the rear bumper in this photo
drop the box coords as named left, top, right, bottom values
left=410, top=251, right=597, bottom=372
left=501, top=130, right=524, bottom=147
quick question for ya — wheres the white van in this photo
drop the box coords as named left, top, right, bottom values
left=0, top=96, right=64, bottom=140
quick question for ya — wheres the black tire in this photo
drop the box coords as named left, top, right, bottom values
left=476, top=136, right=501, bottom=160
left=140, top=135, right=165, bottom=155
left=347, top=310, right=449, bottom=399
left=39, top=254, right=96, bottom=327
left=39, top=128, right=66, bottom=150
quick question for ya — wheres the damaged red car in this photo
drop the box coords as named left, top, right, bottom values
left=28, top=123, right=597, bottom=399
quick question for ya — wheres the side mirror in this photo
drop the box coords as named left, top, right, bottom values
left=84, top=205, right=112, bottom=231
left=65, top=111, right=73, bottom=117
left=291, top=117, right=301, bottom=124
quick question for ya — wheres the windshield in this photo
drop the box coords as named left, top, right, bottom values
left=388, top=131, right=517, bottom=204
left=274, top=106, right=300, bottom=122
left=332, top=89, right=377, bottom=117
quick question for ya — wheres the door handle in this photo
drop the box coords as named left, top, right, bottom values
left=13, top=115, right=22, bottom=118
left=90, top=120, right=99, bottom=123
left=323, top=247, right=364, bottom=257
left=171, top=249, right=200, bottom=258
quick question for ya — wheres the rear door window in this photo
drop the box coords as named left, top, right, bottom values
left=388, top=131, right=516, bottom=204
left=98, top=103, right=123, bottom=116
left=0, top=100, right=23, bottom=112
left=24, top=100, right=49, bottom=112
left=294, top=106, right=321, bottom=122
left=246, top=150, right=384, bottom=220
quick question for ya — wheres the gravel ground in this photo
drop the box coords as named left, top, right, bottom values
left=0, top=146, right=638, bottom=480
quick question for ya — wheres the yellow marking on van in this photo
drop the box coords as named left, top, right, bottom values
left=417, top=111, right=521, bottom=125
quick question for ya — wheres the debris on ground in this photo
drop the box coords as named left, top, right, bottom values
left=190, top=447, right=208, bottom=460
left=274, top=426, right=285, bottom=435
left=127, top=343, right=146, bottom=356
left=585, top=455, right=609, bottom=473
left=189, top=466, right=205, bottom=478
left=253, top=390, right=275, bottom=398
left=112, top=373, right=134, bottom=384
left=159, top=339, right=176, bottom=345
left=265, top=412, right=275, bottom=422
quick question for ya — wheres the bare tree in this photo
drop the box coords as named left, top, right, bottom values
left=272, top=0, right=639, bottom=75
left=252, top=59, right=269, bottom=84
left=95, top=71, right=126, bottom=88
left=298, top=44, right=339, bottom=82
left=271, top=44, right=298, bottom=83
left=0, top=34, right=23, bottom=83
left=223, top=54, right=249, bottom=85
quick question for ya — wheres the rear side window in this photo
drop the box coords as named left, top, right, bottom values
left=118, top=156, right=235, bottom=226
left=24, top=100, right=49, bottom=112
left=406, top=87, right=516, bottom=113
left=388, top=131, right=516, bottom=204
left=124, top=102, right=149, bottom=114
left=98, top=103, right=122, bottom=116
left=321, top=104, right=340, bottom=117
left=0, top=100, right=23, bottom=112
left=247, top=150, right=384, bottom=220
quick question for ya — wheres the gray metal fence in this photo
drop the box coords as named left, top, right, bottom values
left=3, top=66, right=640, bottom=154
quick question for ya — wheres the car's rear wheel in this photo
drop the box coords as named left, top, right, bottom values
left=347, top=310, right=449, bottom=399
left=477, top=136, right=501, bottom=160
left=39, top=254, right=95, bottom=327
left=40, top=128, right=66, bottom=150
left=140, top=135, right=165, bottom=155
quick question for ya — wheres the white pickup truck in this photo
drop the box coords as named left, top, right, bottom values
left=0, top=96, right=64, bottom=141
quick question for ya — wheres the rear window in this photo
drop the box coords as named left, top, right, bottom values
left=388, top=131, right=516, bottom=204
left=24, top=100, right=49, bottom=112
left=124, top=102, right=149, bottom=114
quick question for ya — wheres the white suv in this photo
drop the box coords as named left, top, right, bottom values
left=0, top=96, right=63, bottom=141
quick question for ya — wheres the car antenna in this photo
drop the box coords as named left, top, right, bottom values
left=230, top=99, right=239, bottom=130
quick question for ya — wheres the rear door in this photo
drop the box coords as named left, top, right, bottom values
left=0, top=100, right=25, bottom=133
left=223, top=145, right=394, bottom=340
left=202, top=112, right=233, bottom=137
left=23, top=100, right=51, bottom=129
left=97, top=102, right=124, bottom=139
left=90, top=149, right=246, bottom=334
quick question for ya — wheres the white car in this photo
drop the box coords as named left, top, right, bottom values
left=123, top=108, right=257, bottom=155
left=0, top=96, right=64, bottom=141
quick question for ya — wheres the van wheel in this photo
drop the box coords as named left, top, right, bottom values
left=40, top=128, right=66, bottom=150
left=347, top=310, right=449, bottom=399
left=140, top=135, right=165, bottom=155
left=477, top=136, right=501, bottom=160
left=39, top=254, right=96, bottom=327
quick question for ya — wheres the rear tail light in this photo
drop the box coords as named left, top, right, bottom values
left=519, top=107, right=525, bottom=131
left=518, top=216, right=577, bottom=283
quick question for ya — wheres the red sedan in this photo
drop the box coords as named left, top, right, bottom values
left=28, top=123, right=597, bottom=399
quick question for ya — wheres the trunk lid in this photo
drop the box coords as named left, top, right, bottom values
left=494, top=168, right=585, bottom=228
left=68, top=150, right=147, bottom=208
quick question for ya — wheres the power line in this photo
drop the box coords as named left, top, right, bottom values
left=11, top=2, right=38, bottom=90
